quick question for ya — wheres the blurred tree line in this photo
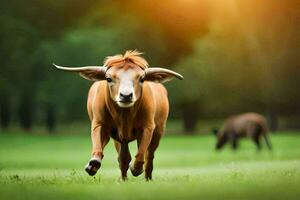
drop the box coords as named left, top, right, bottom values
left=0, top=0, right=299, bottom=133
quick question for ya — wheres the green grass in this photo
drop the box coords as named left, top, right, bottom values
left=0, top=132, right=300, bottom=200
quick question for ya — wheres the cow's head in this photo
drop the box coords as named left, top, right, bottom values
left=215, top=129, right=228, bottom=150
left=54, top=50, right=183, bottom=108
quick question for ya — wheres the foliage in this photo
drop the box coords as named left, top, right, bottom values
left=0, top=0, right=299, bottom=131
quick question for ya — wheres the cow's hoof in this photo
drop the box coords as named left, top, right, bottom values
left=130, top=164, right=144, bottom=177
left=118, top=176, right=128, bottom=182
left=145, top=175, right=152, bottom=181
left=85, top=158, right=101, bottom=176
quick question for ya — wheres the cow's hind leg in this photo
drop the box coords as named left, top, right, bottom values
left=251, top=125, right=262, bottom=151
left=145, top=129, right=163, bottom=181
left=115, top=141, right=132, bottom=181
left=253, top=135, right=261, bottom=151
left=263, top=134, right=272, bottom=150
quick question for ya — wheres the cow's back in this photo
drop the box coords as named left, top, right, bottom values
left=226, top=113, right=268, bottom=137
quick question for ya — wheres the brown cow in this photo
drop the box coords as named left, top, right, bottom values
left=214, top=113, right=272, bottom=151
left=54, top=50, right=183, bottom=180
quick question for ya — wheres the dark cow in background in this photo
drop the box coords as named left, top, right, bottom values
left=214, top=113, right=272, bottom=151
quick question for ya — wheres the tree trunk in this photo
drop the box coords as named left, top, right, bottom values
left=182, top=101, right=199, bottom=134
left=18, top=92, right=34, bottom=131
left=0, top=92, right=11, bottom=130
left=266, top=109, right=278, bottom=132
left=45, top=104, right=56, bottom=133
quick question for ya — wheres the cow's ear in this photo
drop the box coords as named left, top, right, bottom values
left=53, top=64, right=107, bottom=81
left=144, top=67, right=183, bottom=83
left=78, top=67, right=107, bottom=81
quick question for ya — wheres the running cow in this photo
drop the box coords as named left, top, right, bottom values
left=54, top=50, right=183, bottom=180
left=214, top=113, right=272, bottom=151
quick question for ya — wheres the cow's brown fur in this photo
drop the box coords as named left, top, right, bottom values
left=215, top=113, right=272, bottom=150
left=54, top=50, right=183, bottom=180
left=87, top=79, right=169, bottom=180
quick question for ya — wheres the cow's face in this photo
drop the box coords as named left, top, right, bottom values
left=215, top=131, right=228, bottom=150
left=105, top=65, right=145, bottom=108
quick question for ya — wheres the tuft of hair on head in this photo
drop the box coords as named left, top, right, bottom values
left=104, top=50, right=149, bottom=69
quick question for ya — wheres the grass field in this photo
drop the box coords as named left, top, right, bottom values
left=0, top=132, right=300, bottom=200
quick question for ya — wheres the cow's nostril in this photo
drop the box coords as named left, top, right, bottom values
left=120, top=92, right=133, bottom=102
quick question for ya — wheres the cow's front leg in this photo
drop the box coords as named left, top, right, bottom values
left=85, top=121, right=109, bottom=176
left=130, top=126, right=154, bottom=177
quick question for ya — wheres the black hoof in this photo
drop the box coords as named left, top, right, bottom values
left=85, top=158, right=101, bottom=176
left=130, top=164, right=144, bottom=177
left=119, top=176, right=128, bottom=182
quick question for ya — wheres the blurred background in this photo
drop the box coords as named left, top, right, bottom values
left=0, top=0, right=299, bottom=135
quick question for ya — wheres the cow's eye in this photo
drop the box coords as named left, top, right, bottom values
left=140, top=77, right=145, bottom=83
left=106, top=77, right=112, bottom=83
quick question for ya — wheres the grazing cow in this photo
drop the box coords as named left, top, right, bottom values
left=54, top=50, right=183, bottom=180
left=213, top=113, right=272, bottom=151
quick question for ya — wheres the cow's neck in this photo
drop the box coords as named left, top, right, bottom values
left=106, top=87, right=141, bottom=142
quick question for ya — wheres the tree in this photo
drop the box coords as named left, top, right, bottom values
left=170, top=0, right=300, bottom=132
